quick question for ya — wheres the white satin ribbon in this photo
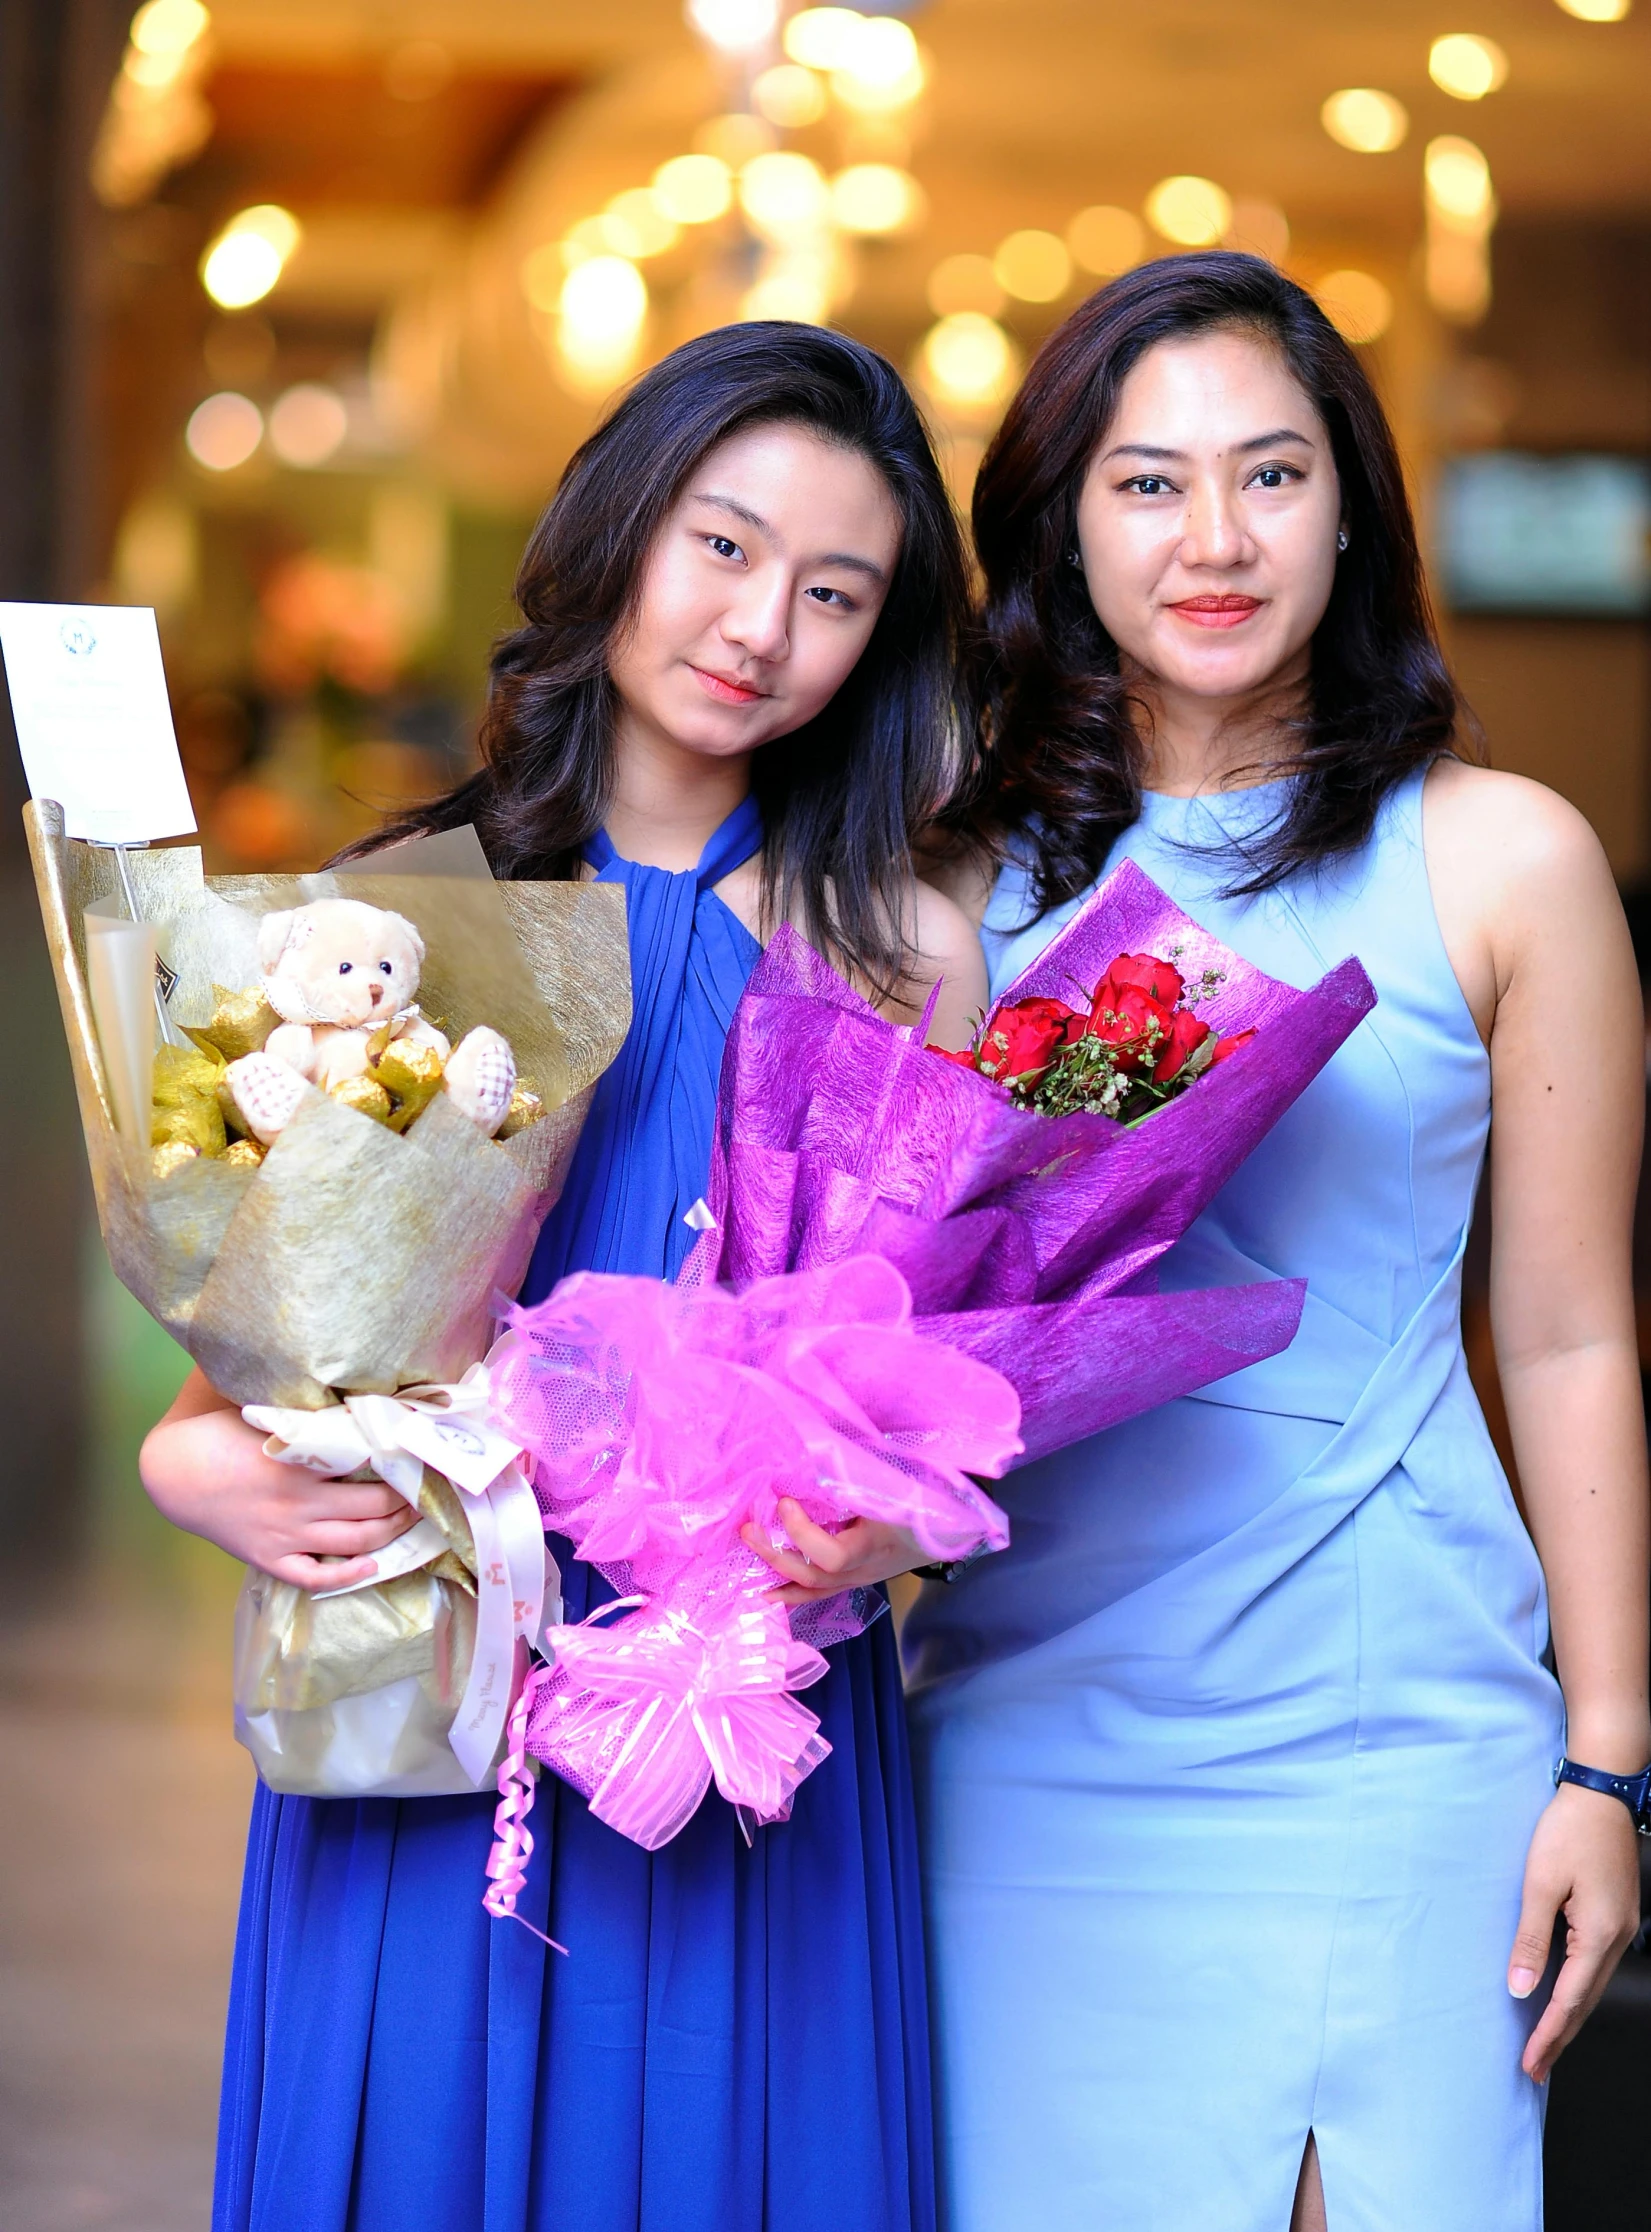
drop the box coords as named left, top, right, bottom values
left=245, top=1345, right=555, bottom=1788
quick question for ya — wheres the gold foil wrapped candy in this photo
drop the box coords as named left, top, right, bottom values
left=374, top=1039, right=444, bottom=1131
left=223, top=1139, right=265, bottom=1170
left=497, top=1081, right=546, bottom=1138
left=152, top=1139, right=201, bottom=1181
left=187, top=984, right=281, bottom=1063
left=329, top=1074, right=394, bottom=1125
left=150, top=1042, right=228, bottom=1157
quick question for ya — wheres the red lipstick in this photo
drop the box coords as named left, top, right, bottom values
left=690, top=665, right=766, bottom=705
left=1167, top=595, right=1263, bottom=630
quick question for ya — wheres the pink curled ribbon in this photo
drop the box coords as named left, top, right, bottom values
left=524, top=1584, right=831, bottom=1854
left=482, top=1658, right=568, bottom=1954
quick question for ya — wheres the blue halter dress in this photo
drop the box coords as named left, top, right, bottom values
left=904, top=772, right=1564, bottom=2232
left=215, top=797, right=935, bottom=2232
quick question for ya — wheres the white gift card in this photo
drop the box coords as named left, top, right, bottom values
left=0, top=601, right=196, bottom=844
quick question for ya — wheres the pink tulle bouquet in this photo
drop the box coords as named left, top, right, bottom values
left=481, top=858, right=1376, bottom=1896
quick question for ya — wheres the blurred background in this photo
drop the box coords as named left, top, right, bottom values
left=0, top=2, right=1647, bottom=2226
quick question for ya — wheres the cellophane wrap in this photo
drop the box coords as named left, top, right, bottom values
left=25, top=799, right=631, bottom=1795
left=492, top=860, right=1375, bottom=1849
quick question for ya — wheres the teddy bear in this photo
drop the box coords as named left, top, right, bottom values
left=223, top=897, right=517, bottom=1145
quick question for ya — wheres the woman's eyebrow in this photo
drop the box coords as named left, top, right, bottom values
left=689, top=490, right=886, bottom=583
left=1101, top=427, right=1317, bottom=465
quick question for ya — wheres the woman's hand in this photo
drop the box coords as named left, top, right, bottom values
left=740, top=1497, right=925, bottom=1606
left=1508, top=1781, right=1643, bottom=2081
left=140, top=1369, right=418, bottom=1591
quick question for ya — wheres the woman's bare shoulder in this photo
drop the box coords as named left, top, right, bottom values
left=1424, top=757, right=1608, bottom=891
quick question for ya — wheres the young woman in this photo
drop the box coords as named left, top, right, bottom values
left=907, top=253, right=1649, bottom=2231
left=140, top=323, right=984, bottom=2232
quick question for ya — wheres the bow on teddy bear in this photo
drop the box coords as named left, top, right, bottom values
left=223, top=898, right=518, bottom=1144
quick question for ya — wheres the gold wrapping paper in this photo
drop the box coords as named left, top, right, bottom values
left=25, top=798, right=631, bottom=1407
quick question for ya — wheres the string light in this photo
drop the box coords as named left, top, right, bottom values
left=918, top=312, right=1018, bottom=411
left=1428, top=34, right=1509, bottom=99
left=1320, top=88, right=1409, bottom=153
left=1144, top=176, right=1232, bottom=247
left=652, top=154, right=734, bottom=225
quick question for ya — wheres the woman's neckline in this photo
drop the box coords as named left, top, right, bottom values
left=1139, top=772, right=1294, bottom=801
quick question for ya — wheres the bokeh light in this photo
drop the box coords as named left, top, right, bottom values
left=556, top=255, right=649, bottom=391
left=1315, top=269, right=1393, bottom=344
left=753, top=62, right=829, bottom=128
left=1426, top=135, right=1495, bottom=223
left=604, top=188, right=681, bottom=260
left=267, top=383, right=348, bottom=468
left=741, top=245, right=837, bottom=322
left=992, top=228, right=1071, bottom=302
left=695, top=112, right=776, bottom=168
left=1428, top=34, right=1509, bottom=100
left=185, top=390, right=263, bottom=470
left=918, top=311, right=1018, bottom=411
left=199, top=204, right=301, bottom=308
left=129, top=0, right=211, bottom=55
left=831, top=164, right=923, bottom=236
left=832, top=16, right=926, bottom=113
left=652, top=153, right=734, bottom=225
left=1144, top=176, right=1232, bottom=247
left=1067, top=205, right=1145, bottom=277
left=1320, top=88, right=1410, bottom=154
left=740, top=151, right=832, bottom=240
left=1554, top=0, right=1631, bottom=17
left=783, top=7, right=865, bottom=69
left=685, top=0, right=779, bottom=55
left=927, top=252, right=1005, bottom=317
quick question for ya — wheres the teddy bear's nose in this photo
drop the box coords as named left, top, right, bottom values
left=368, top=982, right=384, bottom=1007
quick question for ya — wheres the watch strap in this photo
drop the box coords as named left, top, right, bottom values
left=1555, top=1756, right=1651, bottom=1834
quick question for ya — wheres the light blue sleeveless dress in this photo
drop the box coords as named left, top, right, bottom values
left=904, top=771, right=1564, bottom=2232
left=216, top=798, right=935, bottom=2232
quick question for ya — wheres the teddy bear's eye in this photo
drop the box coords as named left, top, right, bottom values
left=379, top=960, right=393, bottom=975
left=338, top=961, right=352, bottom=974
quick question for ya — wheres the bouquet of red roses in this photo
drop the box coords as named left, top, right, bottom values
left=935, top=948, right=1255, bottom=1123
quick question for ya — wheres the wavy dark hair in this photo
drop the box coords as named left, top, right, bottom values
left=354, top=322, right=970, bottom=991
left=957, top=251, right=1460, bottom=907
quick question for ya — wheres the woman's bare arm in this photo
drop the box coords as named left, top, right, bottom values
left=140, top=1367, right=417, bottom=1590
left=1428, top=758, right=1650, bottom=2079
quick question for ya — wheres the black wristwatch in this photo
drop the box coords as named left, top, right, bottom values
left=1554, top=1756, right=1651, bottom=1835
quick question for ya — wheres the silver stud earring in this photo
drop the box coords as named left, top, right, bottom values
left=1066, top=549, right=1083, bottom=567
left=1336, top=527, right=1349, bottom=552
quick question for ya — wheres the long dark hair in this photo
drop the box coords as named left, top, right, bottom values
left=359, top=322, right=970, bottom=990
left=958, top=251, right=1459, bottom=907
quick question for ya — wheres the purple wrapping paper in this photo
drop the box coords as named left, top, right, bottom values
left=686, top=859, right=1377, bottom=1459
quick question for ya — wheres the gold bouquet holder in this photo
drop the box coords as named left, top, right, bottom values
left=26, top=798, right=631, bottom=1796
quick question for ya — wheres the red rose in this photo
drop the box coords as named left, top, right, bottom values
left=1095, top=951, right=1185, bottom=1010
left=1151, top=1006, right=1211, bottom=1083
left=929, top=1043, right=982, bottom=1069
left=1210, top=1028, right=1257, bottom=1064
left=1086, top=983, right=1172, bottom=1073
left=976, top=995, right=1085, bottom=1085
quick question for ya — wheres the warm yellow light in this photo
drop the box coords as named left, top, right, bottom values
left=918, top=312, right=1018, bottom=411
left=1144, top=176, right=1232, bottom=247
left=1428, top=34, right=1509, bottom=99
left=267, top=382, right=348, bottom=467
left=1067, top=205, right=1144, bottom=277
left=652, top=153, right=734, bottom=225
left=200, top=205, right=302, bottom=310
left=123, top=45, right=189, bottom=88
left=185, top=391, right=262, bottom=471
left=741, top=248, right=836, bottom=323
left=1315, top=269, right=1393, bottom=344
left=1425, top=135, right=1495, bottom=226
left=521, top=243, right=563, bottom=311
left=927, top=252, right=1004, bottom=318
left=830, top=163, right=921, bottom=235
left=1426, top=228, right=1491, bottom=320
left=605, top=188, right=681, bottom=259
left=1555, top=0, right=1630, bottom=18
left=992, top=228, right=1071, bottom=302
left=1320, top=87, right=1409, bottom=154
left=784, top=7, right=866, bottom=71
left=695, top=112, right=776, bottom=168
left=1223, top=199, right=1290, bottom=264
left=740, top=150, right=831, bottom=239
left=753, top=62, right=829, bottom=128
left=685, top=0, right=779, bottom=55
left=832, top=16, right=925, bottom=112
left=559, top=254, right=647, bottom=338
left=129, top=0, right=210, bottom=56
